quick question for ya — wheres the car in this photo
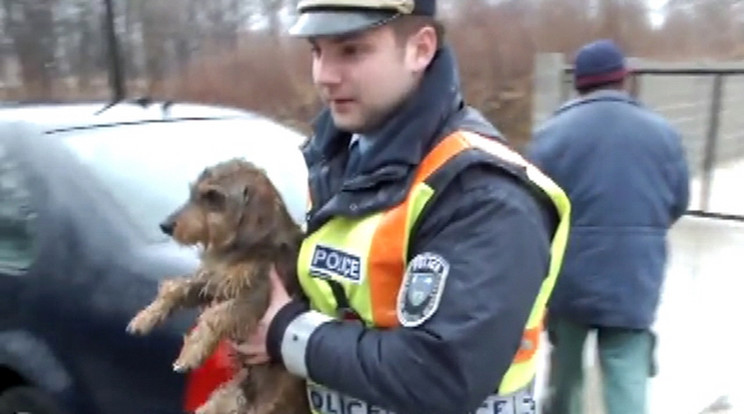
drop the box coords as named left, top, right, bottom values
left=0, top=99, right=310, bottom=414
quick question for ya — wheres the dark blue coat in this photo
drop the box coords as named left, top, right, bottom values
left=527, top=90, right=690, bottom=330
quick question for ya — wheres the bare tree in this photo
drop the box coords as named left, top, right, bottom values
left=595, top=0, right=651, bottom=54
left=2, top=0, right=60, bottom=98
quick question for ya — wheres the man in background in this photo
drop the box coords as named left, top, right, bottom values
left=527, top=39, right=690, bottom=414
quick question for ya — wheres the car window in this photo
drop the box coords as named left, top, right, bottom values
left=55, top=118, right=309, bottom=243
left=0, top=140, right=37, bottom=273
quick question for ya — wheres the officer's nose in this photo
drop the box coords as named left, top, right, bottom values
left=160, top=220, right=175, bottom=236
left=312, top=52, right=342, bottom=88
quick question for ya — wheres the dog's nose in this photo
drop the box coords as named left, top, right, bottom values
left=160, top=221, right=175, bottom=236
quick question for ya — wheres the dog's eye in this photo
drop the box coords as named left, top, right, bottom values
left=202, top=189, right=225, bottom=207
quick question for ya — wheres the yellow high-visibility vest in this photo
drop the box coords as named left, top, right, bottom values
left=297, top=130, right=571, bottom=406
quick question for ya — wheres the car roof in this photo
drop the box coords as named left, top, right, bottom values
left=0, top=98, right=312, bottom=229
left=0, top=99, right=260, bottom=133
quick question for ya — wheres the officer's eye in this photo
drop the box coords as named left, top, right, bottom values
left=340, top=44, right=361, bottom=58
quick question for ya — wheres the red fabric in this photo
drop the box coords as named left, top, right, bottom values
left=183, top=340, right=235, bottom=412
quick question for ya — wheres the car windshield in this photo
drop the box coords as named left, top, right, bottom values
left=56, top=117, right=308, bottom=243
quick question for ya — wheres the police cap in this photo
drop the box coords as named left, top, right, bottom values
left=288, top=0, right=436, bottom=38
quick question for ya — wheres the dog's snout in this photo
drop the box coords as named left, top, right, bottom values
left=160, top=220, right=176, bottom=236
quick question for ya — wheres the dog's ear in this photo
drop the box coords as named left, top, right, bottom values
left=236, top=181, right=294, bottom=250
left=241, top=185, right=251, bottom=206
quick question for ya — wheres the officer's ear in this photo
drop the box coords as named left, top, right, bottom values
left=407, top=25, right=437, bottom=72
left=391, top=16, right=438, bottom=73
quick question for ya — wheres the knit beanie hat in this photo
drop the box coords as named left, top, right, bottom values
left=573, top=39, right=628, bottom=90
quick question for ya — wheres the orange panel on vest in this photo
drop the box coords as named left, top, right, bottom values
left=366, top=132, right=473, bottom=327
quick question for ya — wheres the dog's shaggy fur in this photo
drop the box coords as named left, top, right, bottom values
left=126, top=158, right=309, bottom=414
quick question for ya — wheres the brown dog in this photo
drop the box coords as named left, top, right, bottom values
left=126, top=158, right=309, bottom=414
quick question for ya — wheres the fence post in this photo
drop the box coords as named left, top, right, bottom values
left=531, top=53, right=566, bottom=128
left=629, top=73, right=641, bottom=98
left=701, top=74, right=724, bottom=211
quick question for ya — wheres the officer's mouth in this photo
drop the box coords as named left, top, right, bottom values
left=330, top=98, right=356, bottom=112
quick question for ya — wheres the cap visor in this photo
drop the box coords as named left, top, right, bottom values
left=288, top=10, right=395, bottom=37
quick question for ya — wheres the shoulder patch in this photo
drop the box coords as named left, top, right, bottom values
left=397, top=252, right=450, bottom=327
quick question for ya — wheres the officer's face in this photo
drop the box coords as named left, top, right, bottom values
left=309, top=23, right=437, bottom=133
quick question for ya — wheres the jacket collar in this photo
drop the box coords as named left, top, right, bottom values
left=306, top=44, right=464, bottom=177
left=556, top=89, right=640, bottom=114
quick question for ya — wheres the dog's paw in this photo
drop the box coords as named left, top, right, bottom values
left=173, top=330, right=214, bottom=372
left=173, top=348, right=202, bottom=373
left=126, top=309, right=161, bottom=335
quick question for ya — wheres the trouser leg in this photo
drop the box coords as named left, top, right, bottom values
left=597, top=327, right=653, bottom=414
left=542, top=316, right=590, bottom=414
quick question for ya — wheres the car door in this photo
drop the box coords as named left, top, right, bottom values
left=0, top=128, right=98, bottom=414
left=0, top=133, right=39, bottom=322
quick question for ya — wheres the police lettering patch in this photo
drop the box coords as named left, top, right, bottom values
left=309, top=245, right=364, bottom=284
left=397, top=252, right=450, bottom=327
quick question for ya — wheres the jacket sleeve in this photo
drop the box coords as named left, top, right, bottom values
left=268, top=165, right=554, bottom=414
left=525, top=126, right=559, bottom=177
left=668, top=130, right=690, bottom=222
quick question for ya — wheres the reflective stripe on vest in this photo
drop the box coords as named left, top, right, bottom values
left=298, top=130, right=571, bottom=398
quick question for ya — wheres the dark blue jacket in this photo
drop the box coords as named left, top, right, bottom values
left=266, top=45, right=559, bottom=414
left=527, top=90, right=690, bottom=329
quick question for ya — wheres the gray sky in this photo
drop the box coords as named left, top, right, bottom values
left=648, top=0, right=670, bottom=27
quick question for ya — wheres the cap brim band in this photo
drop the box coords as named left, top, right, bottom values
left=288, top=10, right=397, bottom=37
left=575, top=68, right=628, bottom=88
left=297, top=0, right=415, bottom=14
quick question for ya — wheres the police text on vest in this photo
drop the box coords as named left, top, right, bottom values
left=308, top=383, right=394, bottom=414
left=310, top=245, right=363, bottom=283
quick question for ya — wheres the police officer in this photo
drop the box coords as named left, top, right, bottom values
left=234, top=1, right=572, bottom=414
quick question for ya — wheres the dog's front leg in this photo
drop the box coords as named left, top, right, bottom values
left=127, top=273, right=211, bottom=335
left=173, top=296, right=243, bottom=372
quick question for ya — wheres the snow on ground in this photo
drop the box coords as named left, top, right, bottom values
left=533, top=158, right=744, bottom=414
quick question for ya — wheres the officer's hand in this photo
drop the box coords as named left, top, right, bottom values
left=231, top=265, right=291, bottom=365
